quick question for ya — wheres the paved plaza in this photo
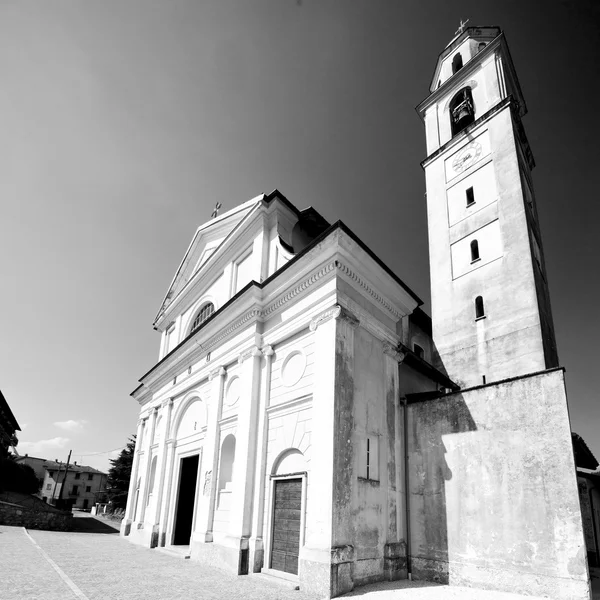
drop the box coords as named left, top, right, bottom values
left=1, top=515, right=599, bottom=600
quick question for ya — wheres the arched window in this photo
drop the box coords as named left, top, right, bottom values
left=191, top=302, right=214, bottom=332
left=470, top=239, right=480, bottom=262
left=478, top=42, right=486, bottom=53
left=449, top=87, right=475, bottom=136
left=452, top=53, right=463, bottom=74
left=475, top=296, right=485, bottom=319
left=413, top=344, right=424, bottom=359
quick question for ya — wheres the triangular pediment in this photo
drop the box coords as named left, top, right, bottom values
left=156, top=196, right=263, bottom=321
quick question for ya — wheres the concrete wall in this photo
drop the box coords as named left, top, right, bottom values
left=407, top=368, right=589, bottom=599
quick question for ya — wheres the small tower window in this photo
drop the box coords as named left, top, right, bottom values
left=191, top=302, right=215, bottom=332
left=452, top=53, right=463, bottom=74
left=466, top=187, right=475, bottom=206
left=450, top=87, right=475, bottom=136
left=475, top=296, right=485, bottom=319
left=413, top=344, right=424, bottom=359
left=478, top=42, right=486, bottom=52
left=470, top=239, right=480, bottom=262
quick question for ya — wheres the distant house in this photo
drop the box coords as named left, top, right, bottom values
left=573, top=433, right=600, bottom=568
left=14, top=455, right=50, bottom=494
left=37, top=460, right=108, bottom=511
left=0, top=389, right=20, bottom=458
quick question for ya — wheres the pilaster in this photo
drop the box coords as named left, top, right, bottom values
left=121, top=417, right=145, bottom=536
left=192, top=366, right=226, bottom=543
left=248, top=344, right=274, bottom=572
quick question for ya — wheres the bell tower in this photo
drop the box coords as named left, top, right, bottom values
left=417, top=26, right=558, bottom=388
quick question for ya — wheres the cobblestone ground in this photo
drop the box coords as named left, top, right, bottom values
left=2, top=520, right=599, bottom=600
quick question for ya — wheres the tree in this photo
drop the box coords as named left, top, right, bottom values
left=0, top=458, right=39, bottom=494
left=106, top=436, right=136, bottom=510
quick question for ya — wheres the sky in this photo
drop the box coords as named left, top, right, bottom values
left=1, top=0, right=598, bottom=472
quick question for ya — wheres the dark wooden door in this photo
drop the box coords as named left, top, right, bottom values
left=270, top=478, right=302, bottom=575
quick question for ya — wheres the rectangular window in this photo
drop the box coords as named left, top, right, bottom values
left=86, top=486, right=91, bottom=493
left=74, top=473, right=81, bottom=480
left=46, top=484, right=51, bottom=490
left=88, top=474, right=94, bottom=481
left=71, top=485, right=79, bottom=495
left=233, top=249, right=253, bottom=295
left=466, top=186, right=475, bottom=206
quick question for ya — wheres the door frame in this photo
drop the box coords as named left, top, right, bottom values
left=264, top=471, right=307, bottom=577
left=169, top=448, right=202, bottom=545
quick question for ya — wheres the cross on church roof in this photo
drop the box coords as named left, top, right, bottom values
left=455, top=18, right=469, bottom=36
left=211, top=201, right=222, bottom=219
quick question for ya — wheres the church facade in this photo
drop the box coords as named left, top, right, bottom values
left=122, top=27, right=590, bottom=599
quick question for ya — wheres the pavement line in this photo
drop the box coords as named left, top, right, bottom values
left=23, top=528, right=90, bottom=600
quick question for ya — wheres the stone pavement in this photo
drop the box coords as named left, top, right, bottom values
left=1, top=518, right=599, bottom=600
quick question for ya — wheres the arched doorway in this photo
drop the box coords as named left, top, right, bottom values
left=269, top=450, right=306, bottom=575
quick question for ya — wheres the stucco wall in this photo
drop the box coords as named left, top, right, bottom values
left=407, top=368, right=589, bottom=599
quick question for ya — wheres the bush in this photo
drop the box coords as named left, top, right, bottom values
left=0, top=459, right=40, bottom=494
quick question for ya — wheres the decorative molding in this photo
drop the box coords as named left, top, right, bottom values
left=238, top=345, right=263, bottom=364
left=335, top=260, right=403, bottom=319
left=262, top=260, right=336, bottom=318
left=335, top=305, right=359, bottom=328
left=382, top=341, right=407, bottom=364
left=209, top=366, right=227, bottom=381
left=309, top=305, right=342, bottom=332
left=200, top=308, right=261, bottom=354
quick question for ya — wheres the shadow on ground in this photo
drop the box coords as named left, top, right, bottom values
left=71, top=515, right=119, bottom=534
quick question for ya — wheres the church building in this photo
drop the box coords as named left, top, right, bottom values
left=122, top=26, right=590, bottom=599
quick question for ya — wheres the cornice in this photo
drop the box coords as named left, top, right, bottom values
left=335, top=259, right=404, bottom=320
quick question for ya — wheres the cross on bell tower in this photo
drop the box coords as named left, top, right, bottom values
left=455, top=18, right=469, bottom=36
left=416, top=26, right=558, bottom=387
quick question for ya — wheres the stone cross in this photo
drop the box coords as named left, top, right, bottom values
left=211, top=201, right=222, bottom=219
left=455, top=19, right=469, bottom=36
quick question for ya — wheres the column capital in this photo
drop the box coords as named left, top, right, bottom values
left=238, top=345, right=263, bottom=364
left=262, top=345, right=274, bottom=357
left=309, top=304, right=359, bottom=331
left=382, top=341, right=407, bottom=363
left=209, top=366, right=227, bottom=381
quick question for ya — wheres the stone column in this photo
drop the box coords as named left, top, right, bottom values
left=192, top=365, right=226, bottom=545
left=121, top=417, right=145, bottom=536
left=139, top=407, right=158, bottom=525
left=228, top=345, right=263, bottom=572
left=248, top=344, right=274, bottom=572
left=382, top=342, right=407, bottom=580
left=151, top=398, right=174, bottom=547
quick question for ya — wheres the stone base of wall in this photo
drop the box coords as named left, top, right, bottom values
left=0, top=500, right=73, bottom=531
left=190, top=534, right=247, bottom=574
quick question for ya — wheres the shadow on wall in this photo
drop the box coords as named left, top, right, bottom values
left=406, top=391, right=477, bottom=584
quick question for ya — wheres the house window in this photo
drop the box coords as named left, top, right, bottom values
left=46, top=484, right=51, bottom=490
left=414, top=344, right=424, bottom=359
left=450, top=87, right=475, bottom=136
left=71, top=485, right=79, bottom=495
left=191, top=302, right=215, bottom=332
left=86, top=486, right=91, bottom=493
left=470, top=239, right=480, bottom=262
left=475, top=296, right=485, bottom=319
left=466, top=186, right=475, bottom=206
left=88, top=474, right=93, bottom=481
left=74, top=473, right=81, bottom=480
left=452, top=53, right=463, bottom=74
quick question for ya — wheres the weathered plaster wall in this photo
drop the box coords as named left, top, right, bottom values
left=408, top=368, right=590, bottom=600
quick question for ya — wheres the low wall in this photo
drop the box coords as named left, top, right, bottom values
left=407, top=368, right=590, bottom=600
left=0, top=500, right=73, bottom=531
